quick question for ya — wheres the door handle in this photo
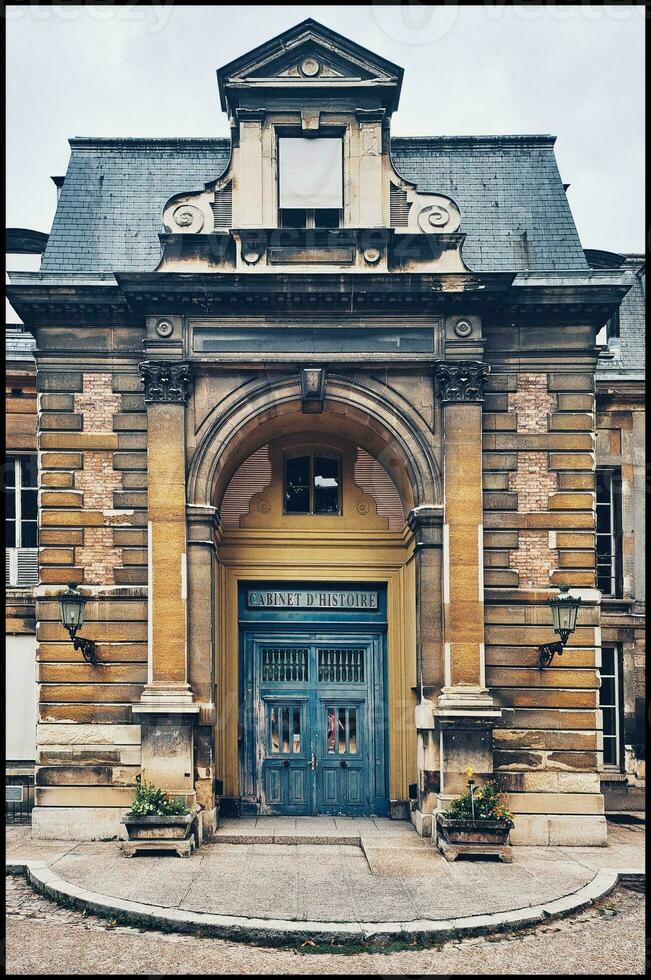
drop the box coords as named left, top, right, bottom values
left=311, top=750, right=317, bottom=772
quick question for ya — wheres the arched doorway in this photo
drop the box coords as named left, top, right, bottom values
left=187, top=376, right=441, bottom=816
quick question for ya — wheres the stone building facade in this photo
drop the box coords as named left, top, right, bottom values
left=591, top=250, right=645, bottom=807
left=6, top=20, right=641, bottom=844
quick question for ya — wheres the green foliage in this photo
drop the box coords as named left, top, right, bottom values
left=129, top=776, right=188, bottom=817
left=443, top=778, right=513, bottom=822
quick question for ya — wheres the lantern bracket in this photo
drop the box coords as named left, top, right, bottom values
left=538, top=640, right=564, bottom=670
left=72, top=635, right=97, bottom=665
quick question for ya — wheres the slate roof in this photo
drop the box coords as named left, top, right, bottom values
left=5, top=325, right=36, bottom=362
left=595, top=255, right=645, bottom=378
left=40, top=134, right=589, bottom=275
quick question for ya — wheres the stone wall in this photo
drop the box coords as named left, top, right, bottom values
left=34, top=361, right=147, bottom=836
left=482, top=366, right=605, bottom=845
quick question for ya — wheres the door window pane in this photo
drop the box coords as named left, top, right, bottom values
left=338, top=708, right=346, bottom=754
left=285, top=456, right=310, bottom=513
left=281, top=707, right=290, bottom=753
left=6, top=520, right=16, bottom=548
left=314, top=457, right=340, bottom=515
left=292, top=707, right=301, bottom=753
left=327, top=708, right=336, bottom=753
left=349, top=708, right=357, bottom=754
left=271, top=707, right=279, bottom=753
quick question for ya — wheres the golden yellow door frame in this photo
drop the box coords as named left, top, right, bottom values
left=215, top=528, right=417, bottom=804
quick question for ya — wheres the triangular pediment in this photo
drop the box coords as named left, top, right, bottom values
left=217, top=19, right=403, bottom=112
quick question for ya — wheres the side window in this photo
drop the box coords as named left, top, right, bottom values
left=284, top=453, right=341, bottom=516
left=596, top=467, right=622, bottom=597
left=4, top=454, right=38, bottom=549
left=5, top=453, right=39, bottom=588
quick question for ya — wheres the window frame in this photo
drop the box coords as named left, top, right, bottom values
left=5, top=453, right=38, bottom=549
left=276, top=132, right=344, bottom=228
left=596, top=466, right=623, bottom=598
left=283, top=451, right=342, bottom=517
left=599, top=644, right=625, bottom=772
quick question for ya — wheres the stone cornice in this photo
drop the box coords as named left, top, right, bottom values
left=435, top=360, right=490, bottom=404
left=139, top=360, right=192, bottom=404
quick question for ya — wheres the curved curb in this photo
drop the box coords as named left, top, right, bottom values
left=6, top=860, right=640, bottom=947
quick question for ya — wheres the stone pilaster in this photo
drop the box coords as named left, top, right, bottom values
left=433, top=360, right=501, bottom=812
left=407, top=505, right=444, bottom=693
left=186, top=503, right=221, bottom=837
left=133, top=361, right=199, bottom=802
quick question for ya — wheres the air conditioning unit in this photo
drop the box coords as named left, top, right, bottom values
left=5, top=548, right=38, bottom=588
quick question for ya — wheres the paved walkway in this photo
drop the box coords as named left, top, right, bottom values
left=6, top=816, right=644, bottom=944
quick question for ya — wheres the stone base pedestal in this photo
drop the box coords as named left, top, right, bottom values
left=121, top=837, right=197, bottom=858
left=438, top=838, right=512, bottom=863
left=409, top=808, right=433, bottom=837
left=32, top=806, right=128, bottom=841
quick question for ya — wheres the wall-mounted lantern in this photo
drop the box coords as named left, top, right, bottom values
left=59, top=582, right=97, bottom=664
left=538, top=584, right=582, bottom=669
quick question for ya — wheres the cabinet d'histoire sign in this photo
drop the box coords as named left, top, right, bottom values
left=247, top=589, right=378, bottom=610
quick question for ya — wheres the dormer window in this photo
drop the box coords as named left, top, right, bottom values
left=596, top=307, right=620, bottom=351
left=278, top=137, right=342, bottom=228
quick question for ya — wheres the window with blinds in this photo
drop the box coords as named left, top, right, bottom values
left=5, top=454, right=38, bottom=588
left=278, top=137, right=343, bottom=228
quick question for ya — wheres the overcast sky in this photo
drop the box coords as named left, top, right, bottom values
left=6, top=4, right=645, bottom=254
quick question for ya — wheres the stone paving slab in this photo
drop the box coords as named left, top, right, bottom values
left=5, top=819, right=644, bottom=943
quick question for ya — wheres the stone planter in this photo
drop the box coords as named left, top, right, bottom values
left=436, top=814, right=513, bottom=863
left=120, top=812, right=199, bottom=857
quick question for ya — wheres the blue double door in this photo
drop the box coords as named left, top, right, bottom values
left=243, top=632, right=387, bottom=816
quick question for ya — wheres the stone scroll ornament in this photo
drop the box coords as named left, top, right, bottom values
left=139, top=361, right=192, bottom=404
left=435, top=361, right=490, bottom=403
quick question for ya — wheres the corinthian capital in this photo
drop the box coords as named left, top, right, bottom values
left=139, top=361, right=191, bottom=404
left=435, top=360, right=490, bottom=404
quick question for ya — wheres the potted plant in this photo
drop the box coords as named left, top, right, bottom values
left=120, top=776, right=199, bottom=857
left=436, top=768, right=514, bottom=863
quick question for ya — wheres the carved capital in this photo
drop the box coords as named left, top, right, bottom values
left=139, top=361, right=191, bottom=404
left=435, top=360, right=490, bottom=404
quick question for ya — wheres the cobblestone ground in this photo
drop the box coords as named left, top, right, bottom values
left=5, top=876, right=645, bottom=975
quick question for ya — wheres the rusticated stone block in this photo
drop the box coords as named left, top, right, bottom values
left=39, top=393, right=75, bottom=412
left=120, top=471, right=148, bottom=490
left=558, top=472, right=595, bottom=490
left=39, top=413, right=83, bottom=431
left=549, top=412, right=593, bottom=432
left=41, top=452, right=83, bottom=470
left=548, top=373, right=594, bottom=392
left=37, top=371, right=83, bottom=392
left=548, top=452, right=594, bottom=470
left=113, top=452, right=147, bottom=470
left=557, top=393, right=594, bottom=411
left=117, top=432, right=148, bottom=450
left=41, top=471, right=74, bottom=488
left=40, top=432, right=119, bottom=451
left=114, top=567, right=148, bottom=585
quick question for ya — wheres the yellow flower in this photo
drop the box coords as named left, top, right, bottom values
left=464, top=766, right=474, bottom=779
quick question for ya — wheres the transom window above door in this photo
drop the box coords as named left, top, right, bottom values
left=284, top=454, right=341, bottom=515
